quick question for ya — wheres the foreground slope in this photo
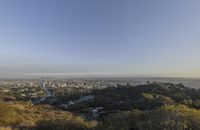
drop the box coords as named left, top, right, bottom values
left=1, top=82, right=200, bottom=130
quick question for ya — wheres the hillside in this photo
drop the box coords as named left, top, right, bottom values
left=0, top=101, right=96, bottom=130
left=1, top=82, right=200, bottom=130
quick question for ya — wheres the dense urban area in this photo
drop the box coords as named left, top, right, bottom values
left=1, top=78, right=200, bottom=130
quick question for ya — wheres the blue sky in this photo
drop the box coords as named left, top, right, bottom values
left=0, top=0, right=200, bottom=78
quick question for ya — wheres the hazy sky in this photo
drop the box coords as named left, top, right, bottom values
left=0, top=0, right=200, bottom=78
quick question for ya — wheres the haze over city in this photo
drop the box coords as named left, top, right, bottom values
left=0, top=0, right=200, bottom=78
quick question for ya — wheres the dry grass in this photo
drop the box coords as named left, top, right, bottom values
left=0, top=101, right=97, bottom=130
left=0, top=126, right=18, bottom=130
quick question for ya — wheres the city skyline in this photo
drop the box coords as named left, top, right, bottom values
left=1, top=0, right=200, bottom=78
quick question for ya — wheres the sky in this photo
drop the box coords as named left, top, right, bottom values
left=0, top=0, right=200, bottom=78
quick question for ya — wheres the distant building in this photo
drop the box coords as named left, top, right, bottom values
left=75, top=95, right=95, bottom=103
left=48, top=89, right=55, bottom=97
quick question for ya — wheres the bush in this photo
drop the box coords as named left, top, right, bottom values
left=36, top=115, right=96, bottom=130
left=100, top=105, right=200, bottom=130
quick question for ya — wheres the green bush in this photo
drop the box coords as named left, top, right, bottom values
left=100, top=105, right=200, bottom=130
